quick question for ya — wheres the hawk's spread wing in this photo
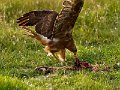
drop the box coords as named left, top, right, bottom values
left=17, top=10, right=58, bottom=38
left=17, top=0, right=84, bottom=39
left=52, top=0, right=84, bottom=38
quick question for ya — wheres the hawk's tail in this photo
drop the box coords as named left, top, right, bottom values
left=22, top=26, right=49, bottom=45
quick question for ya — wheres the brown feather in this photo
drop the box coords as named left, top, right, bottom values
left=17, top=0, right=84, bottom=63
left=17, top=10, right=58, bottom=38
left=52, top=0, right=84, bottom=39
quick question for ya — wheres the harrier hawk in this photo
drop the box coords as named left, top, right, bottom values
left=17, top=0, right=84, bottom=67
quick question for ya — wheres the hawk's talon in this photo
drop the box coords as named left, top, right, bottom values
left=17, top=0, right=85, bottom=67
left=74, top=58, right=81, bottom=67
left=47, top=53, right=53, bottom=56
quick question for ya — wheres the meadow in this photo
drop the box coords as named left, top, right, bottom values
left=0, top=0, right=120, bottom=89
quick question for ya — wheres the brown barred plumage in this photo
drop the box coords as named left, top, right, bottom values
left=17, top=0, right=84, bottom=67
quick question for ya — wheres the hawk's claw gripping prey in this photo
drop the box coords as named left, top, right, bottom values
left=17, top=0, right=85, bottom=66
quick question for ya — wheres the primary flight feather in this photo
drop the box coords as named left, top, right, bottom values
left=17, top=0, right=84, bottom=67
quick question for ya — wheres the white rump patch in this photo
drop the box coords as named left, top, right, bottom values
left=37, top=34, right=51, bottom=43
left=53, top=38, right=59, bottom=42
left=37, top=34, right=60, bottom=43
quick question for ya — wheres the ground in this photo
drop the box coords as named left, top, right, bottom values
left=0, top=0, right=120, bottom=90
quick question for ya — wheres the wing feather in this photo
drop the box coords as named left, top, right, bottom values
left=17, top=10, right=58, bottom=38
left=52, top=0, right=84, bottom=38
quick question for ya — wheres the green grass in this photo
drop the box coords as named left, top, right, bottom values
left=0, top=0, right=120, bottom=90
left=0, top=75, right=29, bottom=90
